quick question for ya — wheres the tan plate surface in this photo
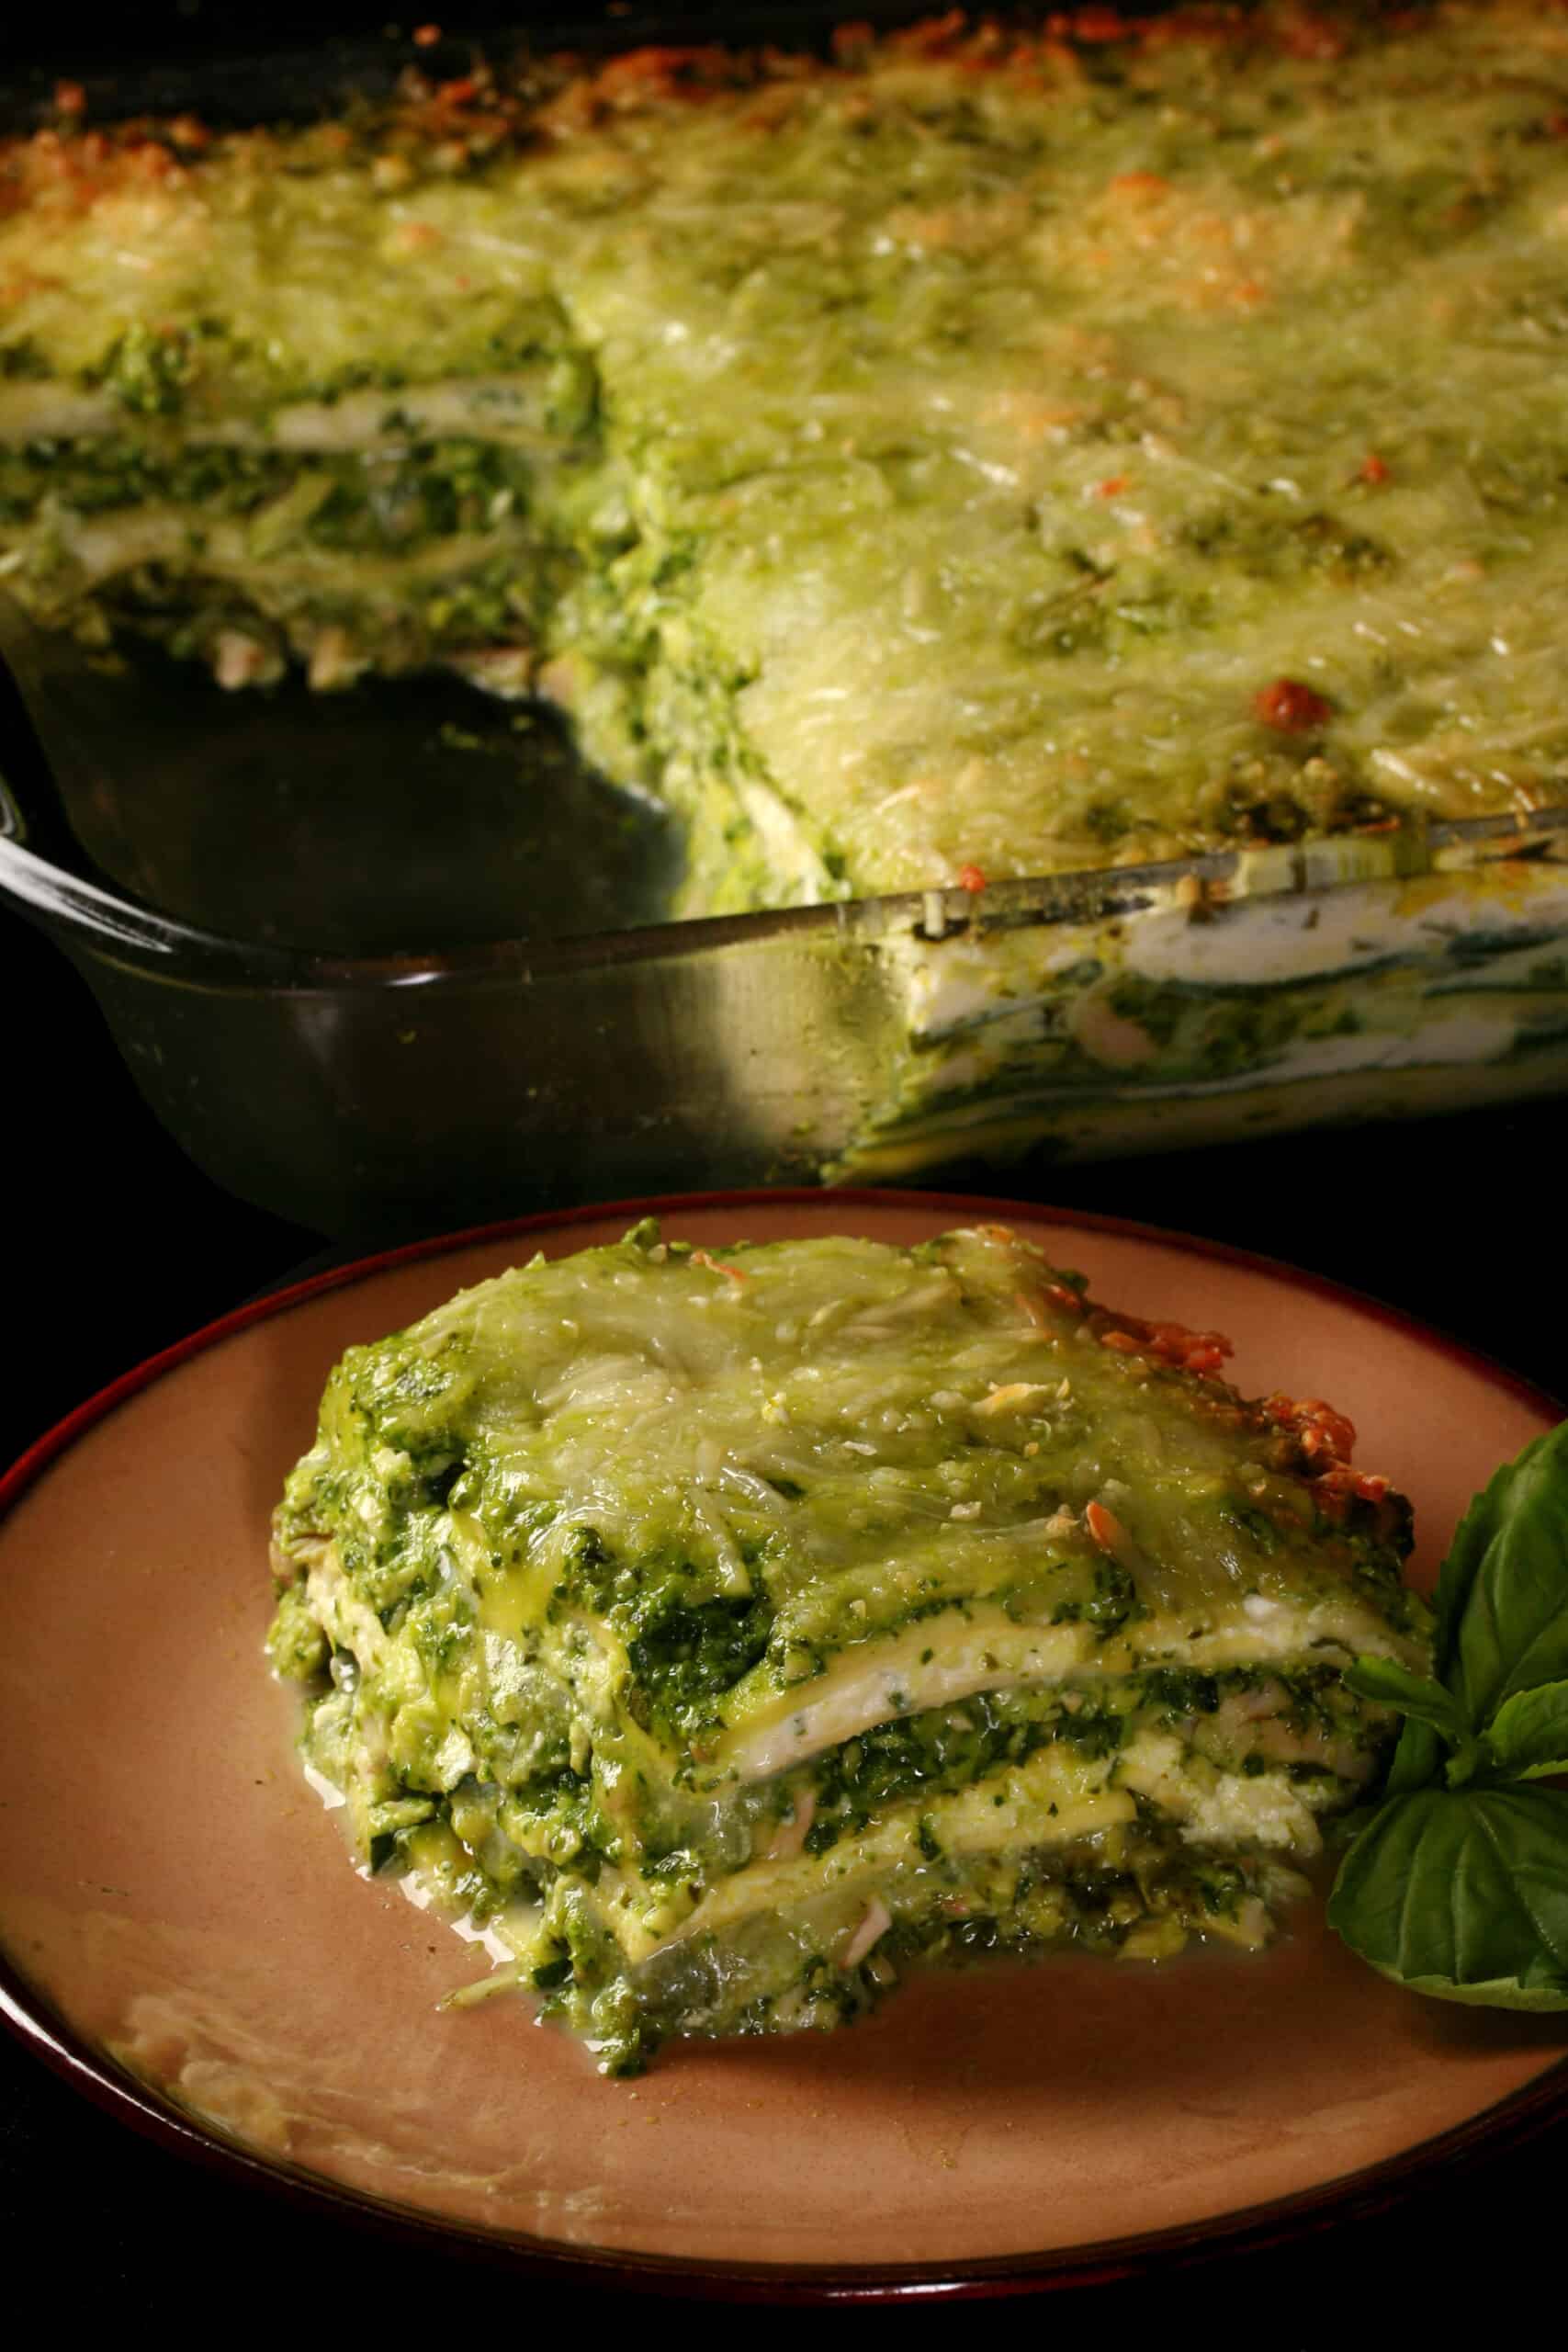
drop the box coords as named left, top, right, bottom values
left=2, top=1191, right=1565, bottom=2284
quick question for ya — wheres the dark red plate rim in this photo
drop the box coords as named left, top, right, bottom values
left=3, top=1184, right=1566, bottom=2302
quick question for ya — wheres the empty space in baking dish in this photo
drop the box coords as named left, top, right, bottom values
left=0, top=621, right=682, bottom=952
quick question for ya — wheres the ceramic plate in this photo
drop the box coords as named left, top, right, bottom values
left=3, top=1190, right=1565, bottom=2296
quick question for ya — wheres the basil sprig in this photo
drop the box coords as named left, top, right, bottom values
left=1327, top=1421, right=1568, bottom=2008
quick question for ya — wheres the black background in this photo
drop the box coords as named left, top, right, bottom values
left=4, top=0, right=1568, bottom=2325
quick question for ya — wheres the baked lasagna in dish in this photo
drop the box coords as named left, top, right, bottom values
left=268, top=1220, right=1428, bottom=2071
left=5, top=5, right=1568, bottom=915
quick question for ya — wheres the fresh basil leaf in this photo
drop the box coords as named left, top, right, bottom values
left=1327, top=1784, right=1568, bottom=2008
left=1383, top=1714, right=1446, bottom=1795
left=1344, top=1656, right=1485, bottom=1786
left=1343, top=1657, right=1466, bottom=1736
left=1483, top=1680, right=1568, bottom=1783
left=1432, top=1421, right=1568, bottom=1728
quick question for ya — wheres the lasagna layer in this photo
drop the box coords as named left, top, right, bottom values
left=5, top=6, right=1568, bottom=912
left=268, top=1219, right=1428, bottom=2071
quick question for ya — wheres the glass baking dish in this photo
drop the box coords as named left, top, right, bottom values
left=5, top=632, right=1566, bottom=1233
left=3, top=6, right=1567, bottom=1233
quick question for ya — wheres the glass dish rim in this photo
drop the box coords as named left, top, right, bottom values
left=2, top=794, right=1564, bottom=992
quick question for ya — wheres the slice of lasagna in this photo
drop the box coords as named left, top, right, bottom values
left=268, top=1220, right=1428, bottom=2073
left=6, top=7, right=1568, bottom=916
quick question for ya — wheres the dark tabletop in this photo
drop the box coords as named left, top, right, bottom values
left=4, top=883, right=1565, bottom=2327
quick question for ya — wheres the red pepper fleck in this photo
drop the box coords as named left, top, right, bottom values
left=1253, top=677, right=1332, bottom=733
left=53, top=80, right=86, bottom=116
left=956, top=863, right=987, bottom=893
left=890, top=9, right=966, bottom=56
left=1547, top=112, right=1568, bottom=139
left=412, top=22, right=443, bottom=46
left=1280, top=19, right=1348, bottom=62
left=1085, top=1499, right=1129, bottom=1556
left=1092, top=474, right=1129, bottom=499
left=691, top=1248, right=749, bottom=1285
left=832, top=20, right=877, bottom=63
left=1098, top=1314, right=1233, bottom=1377
left=1265, top=1394, right=1357, bottom=1467
left=1314, top=1465, right=1395, bottom=1519
left=1149, top=1321, right=1232, bottom=1375
left=1359, top=452, right=1391, bottom=486
left=1074, top=9, right=1130, bottom=44
left=438, top=76, right=479, bottom=105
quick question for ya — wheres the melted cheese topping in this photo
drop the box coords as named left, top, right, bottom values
left=6, top=6, right=1568, bottom=911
